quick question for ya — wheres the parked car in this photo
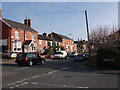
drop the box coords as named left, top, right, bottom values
left=82, top=53, right=91, bottom=60
left=54, top=50, right=67, bottom=59
left=74, top=54, right=86, bottom=62
left=68, top=52, right=78, bottom=57
left=15, top=53, right=45, bottom=67
left=2, top=50, right=17, bottom=59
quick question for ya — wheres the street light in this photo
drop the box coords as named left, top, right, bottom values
left=84, top=10, right=91, bottom=55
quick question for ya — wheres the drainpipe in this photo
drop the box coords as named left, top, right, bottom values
left=9, top=28, right=11, bottom=51
left=22, top=30, right=26, bottom=53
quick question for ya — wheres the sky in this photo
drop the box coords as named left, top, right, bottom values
left=1, top=1, right=118, bottom=41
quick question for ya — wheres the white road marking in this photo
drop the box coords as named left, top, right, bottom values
left=48, top=70, right=58, bottom=74
left=7, top=67, right=76, bottom=89
left=9, top=87, right=13, bottom=89
left=13, top=67, right=30, bottom=71
left=31, top=82, right=88, bottom=88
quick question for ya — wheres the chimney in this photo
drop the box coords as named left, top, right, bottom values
left=43, top=32, right=47, bottom=37
left=0, top=9, right=2, bottom=19
left=48, top=34, right=53, bottom=38
left=24, top=17, right=32, bottom=27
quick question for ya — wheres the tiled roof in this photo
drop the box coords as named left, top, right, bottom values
left=23, top=40, right=32, bottom=45
left=52, top=32, right=73, bottom=40
left=38, top=35, right=53, bottom=41
left=2, top=18, right=38, bottom=33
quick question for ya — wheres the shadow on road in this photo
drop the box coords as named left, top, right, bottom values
left=2, top=58, right=119, bottom=75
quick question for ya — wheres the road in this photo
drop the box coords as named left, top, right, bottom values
left=1, top=58, right=119, bottom=89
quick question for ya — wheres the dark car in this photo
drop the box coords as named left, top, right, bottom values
left=83, top=53, right=91, bottom=60
left=74, top=54, right=86, bottom=62
left=15, top=53, right=45, bottom=67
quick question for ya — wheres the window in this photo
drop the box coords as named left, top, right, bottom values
left=32, top=34, right=35, bottom=40
left=15, top=31, right=19, bottom=38
left=32, top=53, right=36, bottom=57
left=25, top=34, right=27, bottom=40
left=13, top=41, right=22, bottom=52
left=50, top=41, right=52, bottom=46
left=46, top=41, right=48, bottom=46
left=39, top=40, right=42, bottom=45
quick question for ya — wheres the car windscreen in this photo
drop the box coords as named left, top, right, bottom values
left=17, top=54, right=26, bottom=58
left=77, top=55, right=84, bottom=57
left=55, top=52, right=63, bottom=54
left=72, top=52, right=76, bottom=54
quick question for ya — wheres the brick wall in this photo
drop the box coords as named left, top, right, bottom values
left=37, top=39, right=48, bottom=53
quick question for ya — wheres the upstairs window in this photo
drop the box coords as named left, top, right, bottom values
left=25, top=34, right=27, bottom=40
left=32, top=34, right=35, bottom=40
left=39, top=40, right=42, bottom=45
left=15, top=31, right=19, bottom=38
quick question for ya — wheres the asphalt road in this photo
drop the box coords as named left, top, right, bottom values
left=1, top=58, right=119, bottom=89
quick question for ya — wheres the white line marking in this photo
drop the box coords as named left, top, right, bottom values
left=31, top=82, right=88, bottom=88
left=10, top=87, right=13, bottom=89
left=7, top=67, right=71, bottom=88
left=13, top=67, right=30, bottom=71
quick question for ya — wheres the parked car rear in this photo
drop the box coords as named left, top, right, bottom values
left=15, top=53, right=45, bottom=67
left=68, top=52, right=78, bottom=57
left=54, top=50, right=67, bottom=59
left=74, top=54, right=86, bottom=62
left=83, top=53, right=91, bottom=60
left=2, top=50, right=17, bottom=59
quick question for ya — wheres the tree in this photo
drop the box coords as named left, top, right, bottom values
left=89, top=25, right=119, bottom=49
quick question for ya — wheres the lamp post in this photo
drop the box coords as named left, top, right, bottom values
left=84, top=10, right=91, bottom=55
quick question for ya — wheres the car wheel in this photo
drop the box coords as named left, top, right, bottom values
left=41, top=60, right=45, bottom=65
left=28, top=61, right=33, bottom=67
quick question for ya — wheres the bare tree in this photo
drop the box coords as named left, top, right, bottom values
left=89, top=25, right=110, bottom=49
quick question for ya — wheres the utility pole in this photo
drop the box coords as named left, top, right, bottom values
left=84, top=10, right=91, bottom=55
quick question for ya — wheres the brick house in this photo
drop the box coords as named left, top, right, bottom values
left=107, top=30, right=120, bottom=47
left=37, top=33, right=53, bottom=53
left=0, top=11, right=38, bottom=52
left=74, top=39, right=88, bottom=54
left=38, top=32, right=62, bottom=53
left=48, top=32, right=76, bottom=53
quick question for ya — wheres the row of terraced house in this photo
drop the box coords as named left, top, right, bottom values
left=0, top=10, right=77, bottom=54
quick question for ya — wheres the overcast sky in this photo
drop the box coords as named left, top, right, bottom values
left=2, top=2, right=118, bottom=41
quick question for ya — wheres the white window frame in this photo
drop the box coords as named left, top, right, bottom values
left=39, top=40, right=42, bottom=45
left=32, top=34, right=35, bottom=40
left=13, top=41, right=22, bottom=52
left=15, top=31, right=19, bottom=38
left=50, top=41, right=52, bottom=46
left=25, top=34, right=27, bottom=40
left=46, top=41, right=48, bottom=46
left=56, top=42, right=58, bottom=46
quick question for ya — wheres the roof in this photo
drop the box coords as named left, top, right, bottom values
left=108, top=30, right=120, bottom=37
left=2, top=18, right=38, bottom=33
left=74, top=40, right=87, bottom=44
left=51, top=38, right=62, bottom=42
left=38, top=35, right=53, bottom=41
left=51, top=32, right=73, bottom=40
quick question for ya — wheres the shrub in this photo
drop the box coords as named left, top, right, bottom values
left=85, top=55, right=98, bottom=67
left=97, top=47, right=120, bottom=69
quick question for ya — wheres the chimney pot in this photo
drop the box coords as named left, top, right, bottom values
left=24, top=17, right=32, bottom=27
left=43, top=32, right=47, bottom=37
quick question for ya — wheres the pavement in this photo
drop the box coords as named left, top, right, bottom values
left=0, top=57, right=120, bottom=75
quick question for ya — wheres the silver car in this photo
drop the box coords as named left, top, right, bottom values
left=2, top=50, right=17, bottom=59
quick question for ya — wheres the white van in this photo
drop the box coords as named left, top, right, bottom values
left=54, top=50, right=67, bottom=59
